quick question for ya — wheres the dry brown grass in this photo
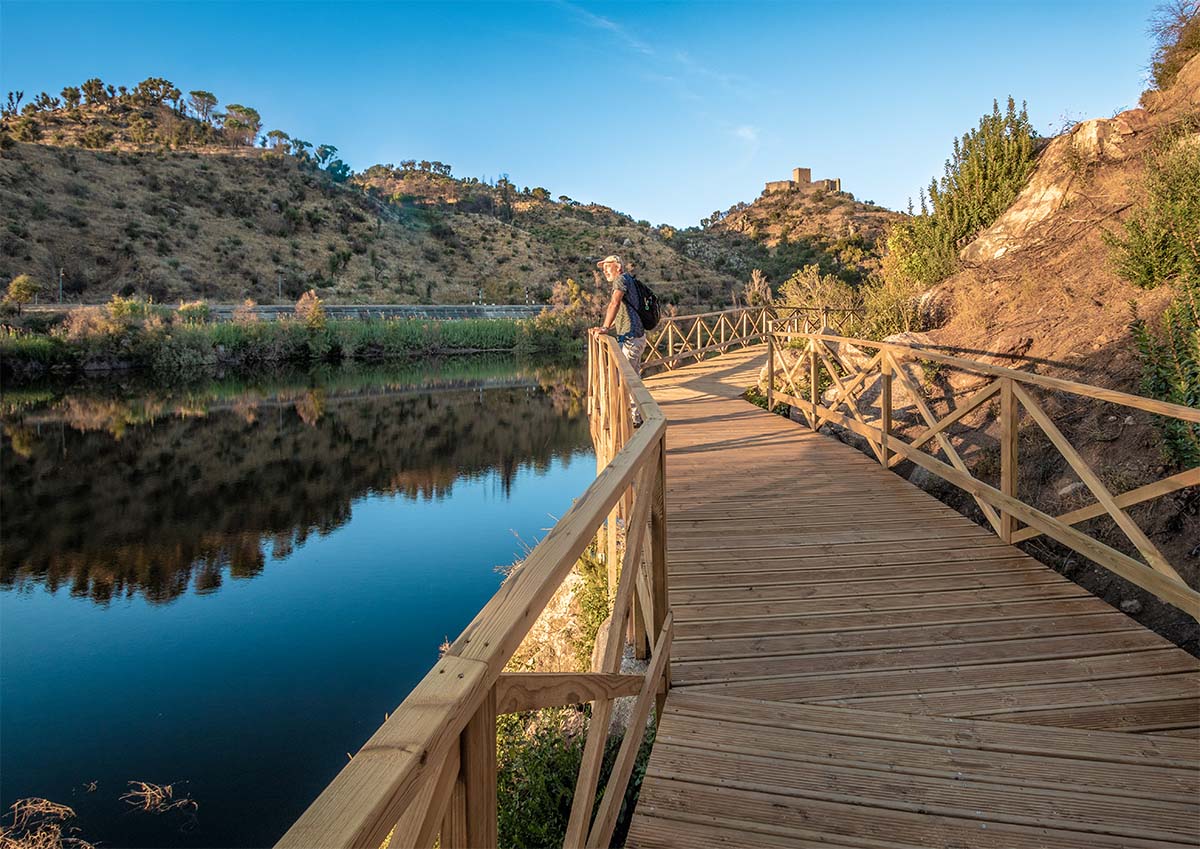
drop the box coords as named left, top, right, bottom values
left=0, top=798, right=95, bottom=849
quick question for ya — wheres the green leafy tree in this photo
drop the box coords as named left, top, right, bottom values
left=188, top=90, right=218, bottom=124
left=60, top=86, right=81, bottom=109
left=315, top=144, right=337, bottom=166
left=289, top=138, right=313, bottom=162
left=131, top=76, right=179, bottom=106
left=266, top=129, right=291, bottom=151
left=325, top=159, right=353, bottom=182
left=223, top=104, right=262, bottom=146
left=5, top=274, right=39, bottom=315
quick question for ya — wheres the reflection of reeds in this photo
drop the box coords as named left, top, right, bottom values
left=1, top=798, right=95, bottom=849
left=119, top=781, right=198, bottom=814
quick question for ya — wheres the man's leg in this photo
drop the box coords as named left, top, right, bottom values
left=621, top=335, right=648, bottom=425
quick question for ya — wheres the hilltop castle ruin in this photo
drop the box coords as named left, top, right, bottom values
left=765, top=167, right=841, bottom=195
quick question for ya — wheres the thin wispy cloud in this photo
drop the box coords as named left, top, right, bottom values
left=554, top=1, right=763, bottom=106
left=556, top=0, right=655, bottom=55
left=734, top=125, right=759, bottom=143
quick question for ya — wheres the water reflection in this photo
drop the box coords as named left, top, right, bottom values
left=1, top=357, right=589, bottom=605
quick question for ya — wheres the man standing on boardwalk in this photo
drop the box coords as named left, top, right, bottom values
left=590, top=254, right=646, bottom=423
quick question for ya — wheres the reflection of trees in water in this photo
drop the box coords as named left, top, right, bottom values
left=1, top=364, right=589, bottom=604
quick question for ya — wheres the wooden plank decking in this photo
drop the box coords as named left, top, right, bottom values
left=627, top=346, right=1200, bottom=849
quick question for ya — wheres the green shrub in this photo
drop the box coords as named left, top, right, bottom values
left=176, top=299, right=211, bottom=326
left=0, top=328, right=71, bottom=366
left=1130, top=271, right=1198, bottom=465
left=497, top=707, right=654, bottom=849
left=1109, top=119, right=1200, bottom=466
left=775, top=264, right=858, bottom=313
left=861, top=273, right=925, bottom=339
left=145, top=323, right=215, bottom=375
left=883, top=97, right=1038, bottom=290
left=1105, top=118, right=1200, bottom=290
left=295, top=289, right=327, bottom=331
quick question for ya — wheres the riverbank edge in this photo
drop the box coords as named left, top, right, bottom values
left=0, top=314, right=583, bottom=383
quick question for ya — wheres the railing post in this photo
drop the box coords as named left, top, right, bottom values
left=809, top=338, right=819, bottom=431
left=453, top=686, right=497, bottom=849
left=766, top=321, right=775, bottom=412
left=1000, top=377, right=1018, bottom=542
left=880, top=366, right=892, bottom=467
left=650, top=437, right=669, bottom=719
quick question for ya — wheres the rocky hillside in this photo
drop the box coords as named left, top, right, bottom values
left=866, top=53, right=1200, bottom=632
left=922, top=53, right=1200, bottom=394
left=689, top=177, right=902, bottom=287
left=0, top=82, right=740, bottom=306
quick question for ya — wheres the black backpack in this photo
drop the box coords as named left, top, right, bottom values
left=629, top=276, right=661, bottom=331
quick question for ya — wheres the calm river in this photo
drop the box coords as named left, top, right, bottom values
left=0, top=357, right=594, bottom=847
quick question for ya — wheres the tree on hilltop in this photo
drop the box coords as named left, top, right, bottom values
left=267, top=129, right=291, bottom=151
left=189, top=90, right=218, bottom=124
left=224, top=104, right=262, bottom=145
left=290, top=138, right=313, bottom=162
left=2, top=91, right=23, bottom=119
left=33, top=92, right=61, bottom=112
left=315, top=144, right=338, bottom=166
left=81, top=78, right=107, bottom=106
left=61, top=86, right=81, bottom=109
left=132, top=76, right=180, bottom=107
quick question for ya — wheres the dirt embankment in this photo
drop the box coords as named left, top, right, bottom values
left=827, top=56, right=1200, bottom=646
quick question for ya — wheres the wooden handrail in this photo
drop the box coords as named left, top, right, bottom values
left=642, top=305, right=862, bottom=372
left=277, top=334, right=672, bottom=849
left=766, top=328, right=1200, bottom=619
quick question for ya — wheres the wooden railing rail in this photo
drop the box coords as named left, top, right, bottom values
left=642, top=305, right=860, bottom=372
left=766, top=327, right=1200, bottom=619
left=277, top=335, right=671, bottom=849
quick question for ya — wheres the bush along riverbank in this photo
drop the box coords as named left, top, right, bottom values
left=0, top=290, right=589, bottom=382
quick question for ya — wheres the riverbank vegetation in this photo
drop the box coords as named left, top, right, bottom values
left=495, top=544, right=653, bottom=848
left=0, top=285, right=596, bottom=381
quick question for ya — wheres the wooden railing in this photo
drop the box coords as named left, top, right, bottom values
left=766, top=328, right=1200, bottom=618
left=642, top=305, right=860, bottom=372
left=277, top=334, right=671, bottom=849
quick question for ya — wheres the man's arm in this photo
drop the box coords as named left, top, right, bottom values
left=591, top=288, right=625, bottom=335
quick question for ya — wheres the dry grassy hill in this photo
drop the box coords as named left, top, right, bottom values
left=0, top=89, right=740, bottom=306
left=691, top=176, right=902, bottom=286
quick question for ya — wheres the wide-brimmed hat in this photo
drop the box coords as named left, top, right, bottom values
left=596, top=254, right=623, bottom=269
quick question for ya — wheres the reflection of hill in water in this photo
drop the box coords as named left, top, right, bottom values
left=1, top=360, right=589, bottom=604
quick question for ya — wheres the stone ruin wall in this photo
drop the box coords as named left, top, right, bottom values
left=764, top=167, right=841, bottom=195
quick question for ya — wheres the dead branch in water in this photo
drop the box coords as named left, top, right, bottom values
left=119, top=781, right=198, bottom=814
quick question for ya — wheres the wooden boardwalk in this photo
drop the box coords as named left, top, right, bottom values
left=627, top=346, right=1200, bottom=849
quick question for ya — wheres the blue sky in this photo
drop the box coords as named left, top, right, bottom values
left=0, top=0, right=1160, bottom=226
